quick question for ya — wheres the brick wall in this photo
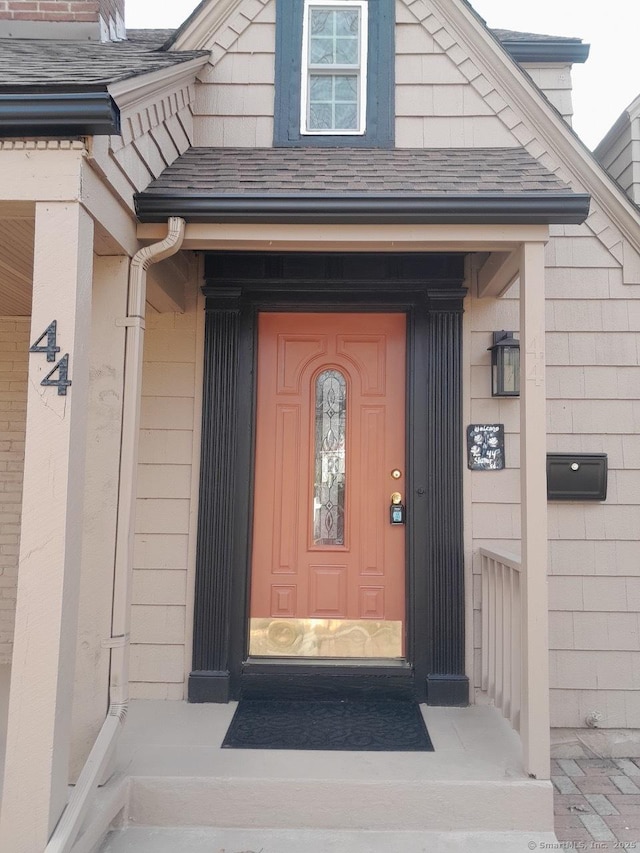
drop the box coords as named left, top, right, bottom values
left=0, top=0, right=125, bottom=39
left=0, top=317, right=29, bottom=665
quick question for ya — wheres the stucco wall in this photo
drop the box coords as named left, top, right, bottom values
left=0, top=316, right=28, bottom=664
left=130, top=289, right=203, bottom=699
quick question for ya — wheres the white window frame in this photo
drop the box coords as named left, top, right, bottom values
left=300, top=0, right=368, bottom=136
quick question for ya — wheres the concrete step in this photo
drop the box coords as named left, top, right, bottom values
left=126, top=775, right=552, bottom=832
left=100, top=827, right=560, bottom=853
left=89, top=699, right=555, bottom=850
left=108, top=699, right=554, bottom=833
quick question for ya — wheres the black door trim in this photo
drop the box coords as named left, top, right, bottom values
left=189, top=252, right=469, bottom=705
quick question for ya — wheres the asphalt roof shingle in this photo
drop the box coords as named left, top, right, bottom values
left=0, top=20, right=584, bottom=91
left=491, top=29, right=583, bottom=44
left=141, top=147, right=575, bottom=196
left=0, top=33, right=206, bottom=89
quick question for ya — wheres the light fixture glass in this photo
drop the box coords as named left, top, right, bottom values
left=488, top=331, right=520, bottom=397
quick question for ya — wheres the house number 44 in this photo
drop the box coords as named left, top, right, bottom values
left=29, top=321, right=72, bottom=396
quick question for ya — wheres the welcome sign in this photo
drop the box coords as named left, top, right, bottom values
left=466, top=424, right=505, bottom=471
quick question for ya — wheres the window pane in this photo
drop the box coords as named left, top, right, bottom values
left=309, top=74, right=358, bottom=131
left=310, top=36, right=334, bottom=64
left=310, top=75, right=332, bottom=101
left=309, top=101, right=332, bottom=130
left=309, top=7, right=359, bottom=66
left=310, top=8, right=333, bottom=36
left=334, top=103, right=358, bottom=129
left=334, top=75, right=357, bottom=101
left=314, top=370, right=346, bottom=546
left=335, top=36, right=358, bottom=65
left=335, top=9, right=359, bottom=36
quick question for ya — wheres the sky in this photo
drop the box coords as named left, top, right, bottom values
left=124, top=0, right=638, bottom=150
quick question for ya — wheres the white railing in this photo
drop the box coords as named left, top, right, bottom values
left=480, top=547, right=523, bottom=734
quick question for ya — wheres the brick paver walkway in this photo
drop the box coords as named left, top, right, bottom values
left=553, top=757, right=640, bottom=848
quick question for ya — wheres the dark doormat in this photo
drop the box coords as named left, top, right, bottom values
left=222, top=699, right=434, bottom=751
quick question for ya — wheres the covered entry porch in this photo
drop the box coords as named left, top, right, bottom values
left=1, top=141, right=590, bottom=849
left=136, top=213, right=560, bottom=787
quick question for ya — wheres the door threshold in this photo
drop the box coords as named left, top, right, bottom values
left=241, top=659, right=415, bottom=700
left=245, top=657, right=410, bottom=668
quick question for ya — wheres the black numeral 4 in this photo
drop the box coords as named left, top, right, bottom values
left=30, top=321, right=61, bottom=363
left=41, top=354, right=72, bottom=396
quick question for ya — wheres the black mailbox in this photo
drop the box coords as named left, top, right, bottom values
left=546, top=453, right=607, bottom=501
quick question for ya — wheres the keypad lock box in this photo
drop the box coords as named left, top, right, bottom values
left=390, top=492, right=406, bottom=524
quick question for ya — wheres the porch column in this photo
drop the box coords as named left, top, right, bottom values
left=519, top=240, right=551, bottom=780
left=70, top=255, right=129, bottom=779
left=0, top=203, right=93, bottom=852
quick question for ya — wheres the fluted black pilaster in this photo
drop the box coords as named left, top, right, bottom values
left=424, top=289, right=468, bottom=705
left=189, top=288, right=242, bottom=702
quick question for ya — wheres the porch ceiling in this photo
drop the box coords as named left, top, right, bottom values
left=0, top=205, right=33, bottom=315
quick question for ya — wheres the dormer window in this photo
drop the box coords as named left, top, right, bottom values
left=301, top=1, right=368, bottom=135
left=274, top=0, right=394, bottom=148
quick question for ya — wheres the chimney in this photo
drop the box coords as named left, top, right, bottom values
left=0, top=0, right=126, bottom=41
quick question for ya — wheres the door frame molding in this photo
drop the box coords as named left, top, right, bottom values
left=189, top=252, right=469, bottom=705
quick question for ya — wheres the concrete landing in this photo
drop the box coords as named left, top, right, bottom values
left=98, top=699, right=554, bottom=835
left=100, top=827, right=559, bottom=853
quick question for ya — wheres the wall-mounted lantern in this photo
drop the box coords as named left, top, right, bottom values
left=488, top=331, right=520, bottom=397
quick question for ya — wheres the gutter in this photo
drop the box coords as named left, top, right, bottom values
left=502, top=41, right=590, bottom=64
left=135, top=192, right=592, bottom=226
left=45, top=217, right=186, bottom=853
left=0, top=91, right=120, bottom=137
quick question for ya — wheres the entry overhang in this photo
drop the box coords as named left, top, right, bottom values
left=134, top=146, right=590, bottom=233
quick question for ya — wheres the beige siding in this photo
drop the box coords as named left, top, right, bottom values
left=89, top=79, right=200, bottom=217
left=521, top=64, right=574, bottom=124
left=469, top=215, right=640, bottom=728
left=130, top=0, right=640, bottom=729
left=193, top=0, right=276, bottom=147
left=130, top=291, right=201, bottom=699
left=191, top=0, right=522, bottom=149
left=546, top=241, right=640, bottom=729
left=395, top=1, right=520, bottom=147
left=596, top=113, right=640, bottom=207
left=0, top=316, right=28, bottom=664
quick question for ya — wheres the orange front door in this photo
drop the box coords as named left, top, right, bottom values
left=249, top=312, right=406, bottom=659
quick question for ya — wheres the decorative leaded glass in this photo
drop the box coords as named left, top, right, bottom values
left=307, top=6, right=361, bottom=132
left=309, top=74, right=358, bottom=130
left=313, top=369, right=347, bottom=545
left=309, top=9, right=359, bottom=65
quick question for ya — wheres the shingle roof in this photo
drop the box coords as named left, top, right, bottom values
left=142, top=147, right=574, bottom=196
left=0, top=20, right=582, bottom=91
left=135, top=146, right=590, bottom=225
left=0, top=33, right=207, bottom=89
left=492, top=29, right=583, bottom=44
